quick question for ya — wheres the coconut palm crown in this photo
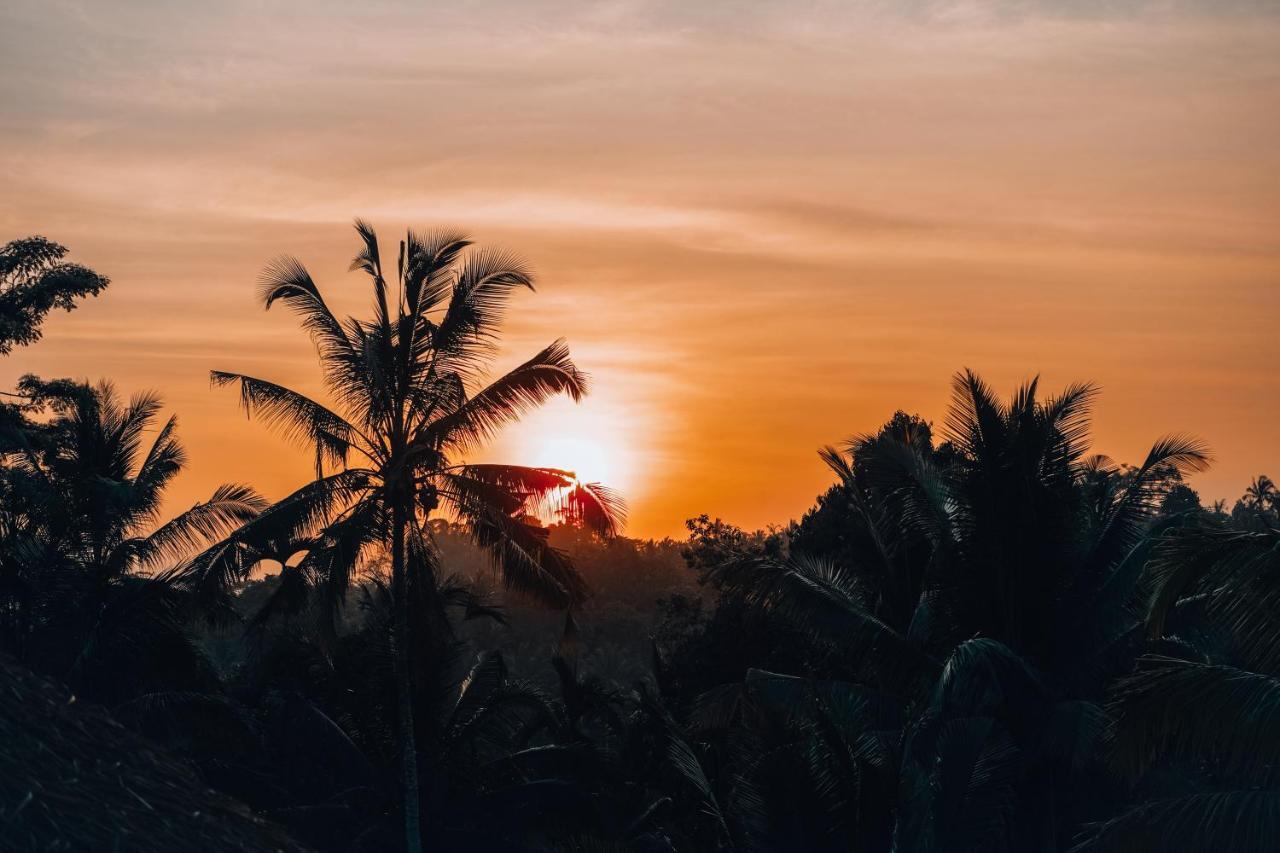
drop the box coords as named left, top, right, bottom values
left=202, top=220, right=624, bottom=852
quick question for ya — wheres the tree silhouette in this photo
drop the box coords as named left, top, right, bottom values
left=0, top=377, right=262, bottom=702
left=0, top=236, right=109, bottom=355
left=1244, top=475, right=1276, bottom=511
left=205, top=221, right=624, bottom=853
left=1083, top=522, right=1280, bottom=851
left=673, top=371, right=1210, bottom=850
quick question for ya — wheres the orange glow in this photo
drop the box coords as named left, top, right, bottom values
left=2, top=3, right=1278, bottom=538
left=526, top=438, right=624, bottom=496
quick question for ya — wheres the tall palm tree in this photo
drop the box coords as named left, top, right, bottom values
left=206, top=221, right=624, bottom=853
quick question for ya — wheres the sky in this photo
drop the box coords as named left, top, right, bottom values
left=2, top=0, right=1278, bottom=538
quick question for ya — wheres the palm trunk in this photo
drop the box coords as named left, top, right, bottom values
left=391, top=500, right=423, bottom=853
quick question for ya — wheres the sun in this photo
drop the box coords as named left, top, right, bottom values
left=491, top=394, right=642, bottom=513
left=529, top=435, right=622, bottom=488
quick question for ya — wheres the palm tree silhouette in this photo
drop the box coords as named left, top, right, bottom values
left=207, top=221, right=623, bottom=853
left=0, top=377, right=262, bottom=701
left=681, top=371, right=1210, bottom=850
left=1245, top=475, right=1276, bottom=512
left=1091, top=521, right=1280, bottom=850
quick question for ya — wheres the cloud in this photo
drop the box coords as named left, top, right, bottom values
left=2, top=0, right=1278, bottom=536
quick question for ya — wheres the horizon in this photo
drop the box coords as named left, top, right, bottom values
left=3, top=1, right=1278, bottom=538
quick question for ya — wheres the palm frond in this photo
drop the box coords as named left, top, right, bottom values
left=1089, top=517, right=1182, bottom=645
left=136, top=483, right=266, bottom=572
left=128, top=414, right=187, bottom=532
left=442, top=464, right=576, bottom=517
left=403, top=228, right=469, bottom=318
left=931, top=638, right=1046, bottom=721
left=771, top=553, right=937, bottom=690
left=258, top=256, right=354, bottom=367
left=1091, top=434, right=1212, bottom=571
left=178, top=470, right=373, bottom=600
left=431, top=247, right=534, bottom=375
left=235, top=468, right=375, bottom=544
left=348, top=218, right=383, bottom=281
left=1141, top=433, right=1214, bottom=478
left=943, top=369, right=1007, bottom=460
left=211, top=371, right=363, bottom=475
left=639, top=683, right=732, bottom=841
left=446, top=652, right=556, bottom=762
left=428, top=339, right=588, bottom=452
left=303, top=498, right=385, bottom=617
left=897, top=715, right=1021, bottom=853
left=1070, top=791, right=1280, bottom=853
left=1144, top=525, right=1272, bottom=644
left=113, top=389, right=165, bottom=479
left=1108, top=655, right=1280, bottom=782
left=1203, top=537, right=1280, bottom=674
left=452, top=650, right=509, bottom=730
left=1038, top=700, right=1107, bottom=774
left=1040, top=381, right=1099, bottom=474
left=744, top=668, right=903, bottom=737
left=856, top=435, right=954, bottom=550
left=453, top=502, right=587, bottom=608
left=933, top=716, right=1020, bottom=853
left=560, top=482, right=627, bottom=537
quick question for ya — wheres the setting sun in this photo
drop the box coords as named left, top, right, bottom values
left=485, top=391, right=651, bottom=518
left=528, top=436, right=620, bottom=490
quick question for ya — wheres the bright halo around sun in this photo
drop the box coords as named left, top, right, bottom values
left=508, top=397, right=638, bottom=494
left=487, top=391, right=644, bottom=530
left=529, top=435, right=623, bottom=491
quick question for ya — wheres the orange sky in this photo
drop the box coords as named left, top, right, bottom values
left=2, top=1, right=1278, bottom=538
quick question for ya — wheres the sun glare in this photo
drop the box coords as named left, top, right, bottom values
left=529, top=435, right=623, bottom=490
left=495, top=393, right=642, bottom=501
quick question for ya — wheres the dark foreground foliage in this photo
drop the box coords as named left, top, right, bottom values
left=4, top=232, right=1279, bottom=852
left=0, top=654, right=308, bottom=852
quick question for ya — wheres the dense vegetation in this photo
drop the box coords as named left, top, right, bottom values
left=2, top=231, right=1278, bottom=852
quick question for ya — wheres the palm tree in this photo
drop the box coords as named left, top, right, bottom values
left=1240, top=475, right=1278, bottom=531
left=675, top=371, right=1210, bottom=850
left=1244, top=475, right=1275, bottom=511
left=1078, top=521, right=1280, bottom=851
left=0, top=376, right=263, bottom=701
left=206, top=221, right=624, bottom=853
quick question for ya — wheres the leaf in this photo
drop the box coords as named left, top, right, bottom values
left=1107, top=655, right=1280, bottom=782
left=1070, top=791, right=1280, bottom=853
left=427, top=339, right=588, bottom=452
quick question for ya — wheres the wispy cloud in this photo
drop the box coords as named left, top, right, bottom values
left=2, top=0, right=1277, bottom=535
